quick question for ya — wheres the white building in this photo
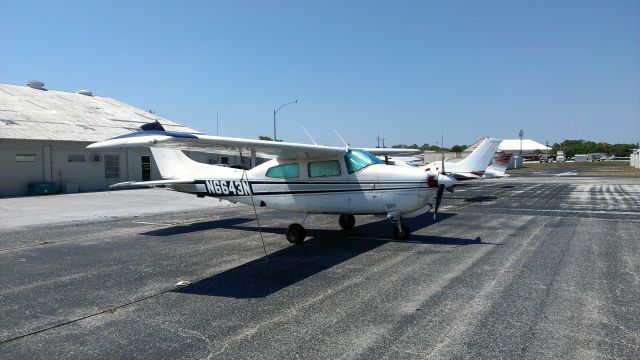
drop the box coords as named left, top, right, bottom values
left=0, top=81, right=240, bottom=196
left=631, top=149, right=640, bottom=169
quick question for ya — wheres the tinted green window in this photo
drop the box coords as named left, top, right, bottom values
left=345, top=150, right=382, bottom=173
left=266, top=163, right=299, bottom=178
left=308, top=160, right=341, bottom=177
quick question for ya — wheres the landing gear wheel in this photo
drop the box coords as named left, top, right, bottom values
left=286, top=223, right=306, bottom=244
left=393, top=224, right=411, bottom=240
left=338, top=215, right=356, bottom=230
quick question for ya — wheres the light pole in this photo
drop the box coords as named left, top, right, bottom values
left=519, top=130, right=523, bottom=167
left=519, top=130, right=523, bottom=155
left=273, top=100, right=297, bottom=141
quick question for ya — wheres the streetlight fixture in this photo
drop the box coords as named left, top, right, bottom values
left=273, top=100, right=297, bottom=141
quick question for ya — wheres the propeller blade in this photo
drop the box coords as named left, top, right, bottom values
left=434, top=184, right=445, bottom=220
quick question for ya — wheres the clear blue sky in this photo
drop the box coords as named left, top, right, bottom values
left=1, top=0, right=638, bottom=147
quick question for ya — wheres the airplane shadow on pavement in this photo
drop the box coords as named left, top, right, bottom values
left=172, top=213, right=498, bottom=299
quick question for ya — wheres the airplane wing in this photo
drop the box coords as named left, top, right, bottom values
left=88, top=130, right=346, bottom=160
left=360, top=148, right=423, bottom=156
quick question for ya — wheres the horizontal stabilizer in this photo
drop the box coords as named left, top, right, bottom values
left=109, top=179, right=195, bottom=190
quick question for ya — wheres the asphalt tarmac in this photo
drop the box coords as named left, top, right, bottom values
left=1, top=177, right=639, bottom=359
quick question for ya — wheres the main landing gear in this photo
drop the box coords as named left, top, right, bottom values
left=338, top=215, right=355, bottom=230
left=286, top=224, right=306, bottom=244
left=286, top=213, right=309, bottom=244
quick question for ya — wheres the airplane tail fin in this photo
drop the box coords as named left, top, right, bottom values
left=486, top=152, right=512, bottom=175
left=150, top=147, right=241, bottom=180
left=454, top=138, right=502, bottom=175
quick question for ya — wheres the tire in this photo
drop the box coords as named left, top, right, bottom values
left=286, top=223, right=306, bottom=244
left=338, top=215, right=356, bottom=230
left=393, top=224, right=411, bottom=240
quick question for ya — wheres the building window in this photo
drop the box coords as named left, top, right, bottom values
left=221, top=157, right=229, bottom=165
left=266, top=163, right=299, bottom=179
left=68, top=154, right=86, bottom=162
left=104, top=154, right=120, bottom=179
left=308, top=160, right=341, bottom=177
left=15, top=154, right=36, bottom=162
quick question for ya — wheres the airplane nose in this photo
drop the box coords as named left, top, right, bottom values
left=425, top=170, right=457, bottom=189
left=437, top=173, right=457, bottom=188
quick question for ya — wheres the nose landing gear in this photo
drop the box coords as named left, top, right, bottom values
left=393, top=223, right=411, bottom=240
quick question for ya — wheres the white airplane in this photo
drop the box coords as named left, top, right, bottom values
left=421, top=138, right=502, bottom=180
left=88, top=123, right=465, bottom=243
left=482, top=152, right=512, bottom=178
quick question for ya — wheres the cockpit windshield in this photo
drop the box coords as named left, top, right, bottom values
left=344, top=150, right=383, bottom=173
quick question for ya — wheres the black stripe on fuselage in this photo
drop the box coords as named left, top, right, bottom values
left=250, top=186, right=430, bottom=196
left=192, top=179, right=429, bottom=197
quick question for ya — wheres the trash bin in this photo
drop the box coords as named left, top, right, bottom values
left=27, top=182, right=55, bottom=195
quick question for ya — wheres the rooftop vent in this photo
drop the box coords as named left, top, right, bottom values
left=77, top=89, right=93, bottom=96
left=27, top=80, right=45, bottom=90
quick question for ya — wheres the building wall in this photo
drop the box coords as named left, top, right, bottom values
left=423, top=152, right=468, bottom=164
left=0, top=139, right=167, bottom=196
left=0, top=139, right=251, bottom=196
left=0, top=140, right=46, bottom=196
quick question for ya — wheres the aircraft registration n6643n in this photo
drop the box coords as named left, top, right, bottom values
left=88, top=121, right=499, bottom=244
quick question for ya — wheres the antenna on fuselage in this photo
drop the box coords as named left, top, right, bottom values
left=301, top=125, right=318, bottom=145
left=333, top=130, right=350, bottom=150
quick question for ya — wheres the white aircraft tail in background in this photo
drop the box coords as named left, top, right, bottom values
left=423, top=138, right=502, bottom=180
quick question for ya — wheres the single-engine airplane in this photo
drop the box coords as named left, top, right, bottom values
left=88, top=122, right=494, bottom=243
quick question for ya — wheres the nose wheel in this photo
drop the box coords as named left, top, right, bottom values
left=393, top=224, right=411, bottom=240
left=286, top=223, right=306, bottom=244
left=338, top=215, right=356, bottom=229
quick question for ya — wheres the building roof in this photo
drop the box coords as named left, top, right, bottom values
left=498, top=139, right=551, bottom=152
left=0, top=83, right=202, bottom=142
left=462, top=137, right=487, bottom=152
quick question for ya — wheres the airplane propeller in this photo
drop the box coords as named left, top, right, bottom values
left=431, top=133, right=458, bottom=220
left=433, top=173, right=457, bottom=220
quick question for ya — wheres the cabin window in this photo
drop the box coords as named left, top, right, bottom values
left=344, top=150, right=382, bottom=173
left=266, top=163, right=299, bottom=179
left=308, top=160, right=341, bottom=177
left=104, top=154, right=120, bottom=179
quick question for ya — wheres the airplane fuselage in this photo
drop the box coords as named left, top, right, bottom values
left=172, top=159, right=435, bottom=217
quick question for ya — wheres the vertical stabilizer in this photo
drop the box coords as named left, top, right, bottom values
left=149, top=147, right=240, bottom=179
left=454, top=138, right=502, bottom=173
